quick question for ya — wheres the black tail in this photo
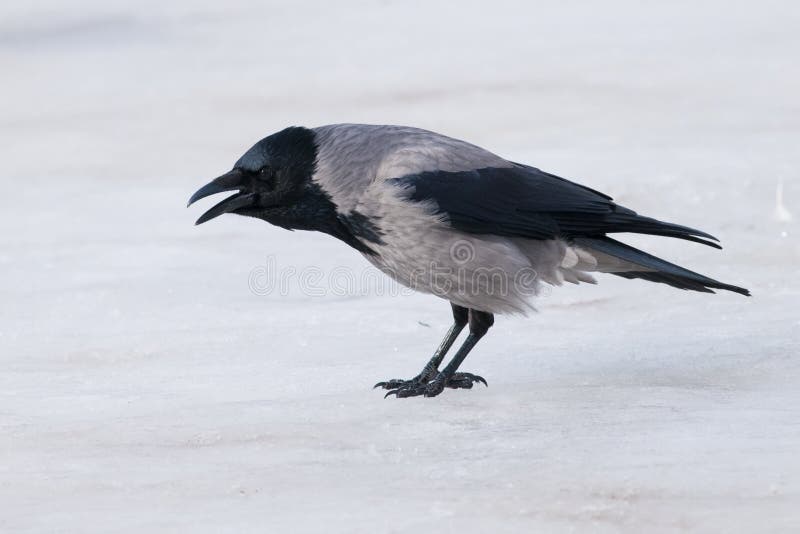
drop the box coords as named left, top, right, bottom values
left=574, top=236, right=751, bottom=296
left=597, top=211, right=723, bottom=249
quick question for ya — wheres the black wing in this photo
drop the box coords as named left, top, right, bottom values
left=390, top=164, right=720, bottom=248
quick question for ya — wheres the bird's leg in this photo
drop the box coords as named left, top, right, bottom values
left=374, top=304, right=468, bottom=391
left=386, top=309, right=493, bottom=398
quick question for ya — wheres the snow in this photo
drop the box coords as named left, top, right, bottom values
left=1, top=1, right=799, bottom=532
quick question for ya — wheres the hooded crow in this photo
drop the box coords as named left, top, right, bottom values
left=188, top=124, right=750, bottom=398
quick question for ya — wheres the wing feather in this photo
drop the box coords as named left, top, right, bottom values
left=391, top=164, right=720, bottom=248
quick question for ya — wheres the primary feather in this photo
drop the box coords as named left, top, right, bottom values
left=393, top=164, right=721, bottom=248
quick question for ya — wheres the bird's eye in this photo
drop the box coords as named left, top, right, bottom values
left=257, top=167, right=275, bottom=185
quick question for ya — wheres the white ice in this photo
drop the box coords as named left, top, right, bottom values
left=1, top=1, right=799, bottom=532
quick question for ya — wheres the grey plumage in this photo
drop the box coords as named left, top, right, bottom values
left=312, top=124, right=512, bottom=213
left=307, top=124, right=747, bottom=314
left=189, top=123, right=750, bottom=398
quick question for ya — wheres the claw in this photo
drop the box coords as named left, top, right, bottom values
left=385, top=384, right=427, bottom=398
left=374, top=378, right=409, bottom=390
left=452, top=372, right=487, bottom=386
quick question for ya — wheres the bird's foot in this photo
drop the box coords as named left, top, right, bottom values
left=379, top=372, right=486, bottom=398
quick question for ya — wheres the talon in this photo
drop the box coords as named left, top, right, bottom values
left=383, top=382, right=428, bottom=398
left=373, top=381, right=387, bottom=389
left=476, top=376, right=487, bottom=386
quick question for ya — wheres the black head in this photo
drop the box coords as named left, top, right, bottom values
left=187, top=126, right=319, bottom=228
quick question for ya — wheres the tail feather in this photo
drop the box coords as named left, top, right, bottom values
left=573, top=236, right=750, bottom=296
left=602, top=212, right=722, bottom=249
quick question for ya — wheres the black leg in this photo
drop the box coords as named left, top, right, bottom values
left=422, top=309, right=494, bottom=397
left=374, top=303, right=468, bottom=390
left=383, top=308, right=493, bottom=398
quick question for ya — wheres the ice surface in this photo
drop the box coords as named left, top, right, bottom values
left=1, top=1, right=799, bottom=532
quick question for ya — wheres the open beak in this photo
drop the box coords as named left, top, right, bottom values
left=187, top=169, right=254, bottom=225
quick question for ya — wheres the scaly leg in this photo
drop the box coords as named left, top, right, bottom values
left=384, top=308, right=493, bottom=398
left=374, top=303, right=470, bottom=391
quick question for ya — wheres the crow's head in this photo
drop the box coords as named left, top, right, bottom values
left=188, top=126, right=320, bottom=228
